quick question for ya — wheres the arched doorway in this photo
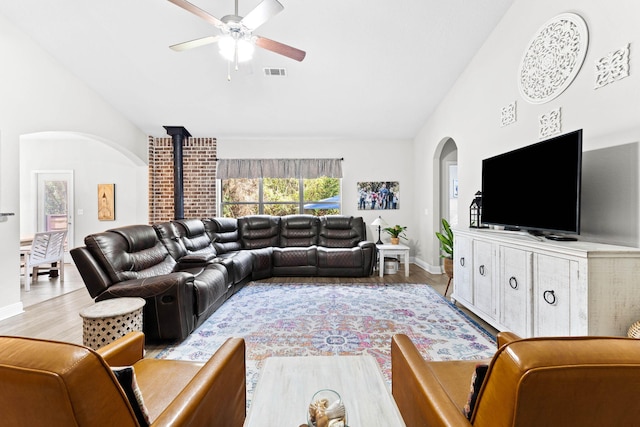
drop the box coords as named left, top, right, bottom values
left=431, top=137, right=458, bottom=278
left=438, top=138, right=458, bottom=226
left=18, top=131, right=147, bottom=305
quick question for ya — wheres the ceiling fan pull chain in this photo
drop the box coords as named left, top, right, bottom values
left=227, top=60, right=232, bottom=81
left=235, top=43, right=240, bottom=71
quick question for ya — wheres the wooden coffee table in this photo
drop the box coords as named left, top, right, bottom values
left=244, top=355, right=406, bottom=426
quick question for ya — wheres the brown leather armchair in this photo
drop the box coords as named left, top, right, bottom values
left=0, top=332, right=246, bottom=426
left=392, top=332, right=640, bottom=427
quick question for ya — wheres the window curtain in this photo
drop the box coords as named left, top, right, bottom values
left=217, top=158, right=342, bottom=179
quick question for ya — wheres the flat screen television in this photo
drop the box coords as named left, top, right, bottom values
left=481, top=129, right=582, bottom=239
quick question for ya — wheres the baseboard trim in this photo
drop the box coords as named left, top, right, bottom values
left=413, top=258, right=443, bottom=275
left=0, top=301, right=24, bottom=322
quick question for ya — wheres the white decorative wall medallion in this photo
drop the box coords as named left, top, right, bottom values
left=539, top=108, right=562, bottom=138
left=518, top=13, right=589, bottom=104
left=595, top=44, right=630, bottom=89
left=500, top=101, right=517, bottom=127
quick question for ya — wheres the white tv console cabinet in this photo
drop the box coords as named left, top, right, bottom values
left=452, top=228, right=640, bottom=337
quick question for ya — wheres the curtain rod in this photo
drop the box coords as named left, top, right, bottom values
left=214, top=158, right=344, bottom=161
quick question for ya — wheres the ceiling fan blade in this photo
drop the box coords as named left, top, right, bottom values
left=170, top=35, right=221, bottom=52
left=241, top=0, right=284, bottom=30
left=255, top=36, right=306, bottom=62
left=167, top=0, right=224, bottom=28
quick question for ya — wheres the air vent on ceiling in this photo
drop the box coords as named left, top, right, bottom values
left=264, top=68, right=287, bottom=77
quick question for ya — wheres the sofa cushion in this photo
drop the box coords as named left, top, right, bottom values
left=272, top=247, right=318, bottom=276
left=111, top=225, right=161, bottom=253
left=272, top=247, right=317, bottom=267
left=111, top=366, right=151, bottom=427
left=238, top=215, right=281, bottom=249
left=463, top=363, right=489, bottom=420
left=153, top=221, right=187, bottom=261
left=216, top=250, right=254, bottom=285
left=173, top=219, right=217, bottom=260
left=318, top=216, right=366, bottom=247
left=175, top=218, right=205, bottom=237
left=249, top=247, right=273, bottom=280
left=317, top=246, right=362, bottom=268
left=179, top=264, right=229, bottom=316
left=86, top=225, right=177, bottom=283
left=279, top=215, right=319, bottom=247
left=206, top=218, right=242, bottom=254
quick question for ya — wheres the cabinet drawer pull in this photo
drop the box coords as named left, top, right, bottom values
left=509, top=276, right=518, bottom=289
left=479, top=265, right=486, bottom=276
left=543, top=290, right=556, bottom=305
left=460, top=257, right=465, bottom=267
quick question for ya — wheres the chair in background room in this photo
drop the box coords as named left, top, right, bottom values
left=22, top=230, right=67, bottom=291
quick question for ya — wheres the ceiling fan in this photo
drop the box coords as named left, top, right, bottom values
left=168, top=0, right=306, bottom=65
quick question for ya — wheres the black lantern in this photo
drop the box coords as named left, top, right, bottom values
left=469, top=191, right=483, bottom=228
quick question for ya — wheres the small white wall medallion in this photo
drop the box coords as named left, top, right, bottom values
left=518, top=13, right=589, bottom=104
left=539, top=107, right=562, bottom=138
left=595, top=43, right=631, bottom=89
left=500, top=101, right=517, bottom=127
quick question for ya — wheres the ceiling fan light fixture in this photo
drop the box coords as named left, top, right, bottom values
left=218, top=35, right=255, bottom=62
left=169, top=0, right=306, bottom=64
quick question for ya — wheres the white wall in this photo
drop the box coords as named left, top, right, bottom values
left=413, top=0, right=640, bottom=269
left=19, top=133, right=148, bottom=249
left=218, top=138, right=416, bottom=250
left=0, top=13, right=147, bottom=320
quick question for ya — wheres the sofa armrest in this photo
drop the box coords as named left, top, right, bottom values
left=357, top=241, right=377, bottom=275
left=98, top=272, right=194, bottom=299
left=97, top=332, right=145, bottom=366
left=496, top=331, right=521, bottom=348
left=153, top=337, right=246, bottom=427
left=70, top=246, right=113, bottom=298
left=391, top=334, right=472, bottom=427
left=357, top=240, right=376, bottom=249
left=98, top=273, right=195, bottom=341
left=178, top=253, right=217, bottom=264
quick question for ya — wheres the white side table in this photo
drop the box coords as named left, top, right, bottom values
left=377, top=243, right=410, bottom=278
left=79, top=297, right=145, bottom=350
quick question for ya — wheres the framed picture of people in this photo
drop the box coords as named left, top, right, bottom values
left=357, top=181, right=400, bottom=210
left=98, top=183, right=115, bottom=220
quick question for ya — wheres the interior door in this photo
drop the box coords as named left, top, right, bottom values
left=36, top=171, right=73, bottom=258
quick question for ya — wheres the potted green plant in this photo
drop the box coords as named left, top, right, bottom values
left=383, top=224, right=407, bottom=245
left=435, top=218, right=454, bottom=291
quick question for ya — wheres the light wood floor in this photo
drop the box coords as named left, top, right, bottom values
left=0, top=263, right=498, bottom=355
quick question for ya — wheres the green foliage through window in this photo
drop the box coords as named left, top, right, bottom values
left=221, top=177, right=341, bottom=217
left=45, top=181, right=68, bottom=215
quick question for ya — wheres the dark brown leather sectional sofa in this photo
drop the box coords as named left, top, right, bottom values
left=71, top=215, right=376, bottom=341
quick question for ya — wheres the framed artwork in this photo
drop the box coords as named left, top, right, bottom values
left=357, top=181, right=400, bottom=210
left=98, top=183, right=115, bottom=221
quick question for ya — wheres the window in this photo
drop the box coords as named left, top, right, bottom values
left=221, top=176, right=341, bottom=217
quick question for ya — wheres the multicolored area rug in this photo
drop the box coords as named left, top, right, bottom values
left=156, top=282, right=496, bottom=401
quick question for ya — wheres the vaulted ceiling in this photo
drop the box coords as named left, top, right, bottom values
left=0, top=0, right=514, bottom=140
